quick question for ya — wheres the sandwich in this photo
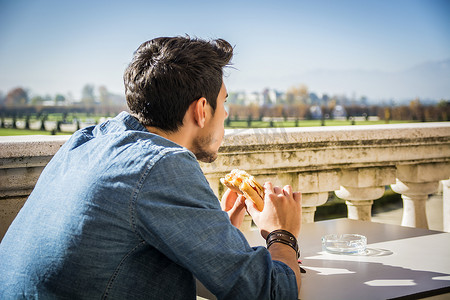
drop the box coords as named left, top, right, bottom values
left=220, top=169, right=265, bottom=211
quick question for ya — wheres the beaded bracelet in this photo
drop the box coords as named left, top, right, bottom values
left=266, top=229, right=300, bottom=259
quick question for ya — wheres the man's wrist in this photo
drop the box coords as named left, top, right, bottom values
left=266, top=229, right=300, bottom=259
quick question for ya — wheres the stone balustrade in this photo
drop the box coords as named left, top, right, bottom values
left=201, top=122, right=450, bottom=232
left=1, top=122, right=450, bottom=240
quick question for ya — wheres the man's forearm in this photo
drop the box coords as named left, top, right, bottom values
left=268, top=243, right=301, bottom=295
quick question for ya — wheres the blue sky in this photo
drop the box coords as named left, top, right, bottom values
left=0, top=0, right=449, bottom=101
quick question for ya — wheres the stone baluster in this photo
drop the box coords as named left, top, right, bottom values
left=301, top=193, right=329, bottom=223
left=391, top=163, right=450, bottom=229
left=296, top=170, right=341, bottom=223
left=335, top=167, right=396, bottom=221
left=442, top=178, right=450, bottom=232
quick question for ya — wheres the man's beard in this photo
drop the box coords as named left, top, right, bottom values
left=192, top=133, right=218, bottom=163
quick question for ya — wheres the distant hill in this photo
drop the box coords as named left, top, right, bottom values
left=301, top=58, right=450, bottom=102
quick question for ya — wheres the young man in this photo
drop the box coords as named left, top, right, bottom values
left=0, top=36, right=302, bottom=299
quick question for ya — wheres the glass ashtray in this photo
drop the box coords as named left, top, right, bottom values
left=322, top=234, right=367, bottom=254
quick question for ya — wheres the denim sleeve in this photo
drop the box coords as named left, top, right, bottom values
left=134, top=150, right=298, bottom=300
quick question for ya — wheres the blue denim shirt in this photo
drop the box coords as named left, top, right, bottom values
left=0, top=112, right=297, bottom=299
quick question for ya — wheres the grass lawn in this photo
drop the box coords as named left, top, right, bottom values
left=0, top=128, right=71, bottom=136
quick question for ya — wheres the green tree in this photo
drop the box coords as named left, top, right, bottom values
left=54, top=94, right=66, bottom=105
left=31, top=95, right=45, bottom=106
left=25, top=115, right=31, bottom=129
left=40, top=114, right=48, bottom=131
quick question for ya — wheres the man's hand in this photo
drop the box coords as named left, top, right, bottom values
left=245, top=182, right=302, bottom=239
left=245, top=182, right=303, bottom=295
left=221, top=189, right=246, bottom=228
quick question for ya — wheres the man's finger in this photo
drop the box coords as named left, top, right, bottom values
left=282, top=185, right=293, bottom=196
left=221, top=188, right=238, bottom=211
left=233, top=195, right=245, bottom=210
left=273, top=186, right=283, bottom=195
left=244, top=199, right=259, bottom=216
left=264, top=182, right=274, bottom=194
left=229, top=196, right=245, bottom=216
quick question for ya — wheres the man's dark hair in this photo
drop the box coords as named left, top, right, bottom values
left=124, top=36, right=233, bottom=132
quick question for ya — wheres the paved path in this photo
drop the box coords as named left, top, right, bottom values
left=372, top=194, right=444, bottom=232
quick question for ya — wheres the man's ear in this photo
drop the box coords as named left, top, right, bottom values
left=193, top=97, right=207, bottom=128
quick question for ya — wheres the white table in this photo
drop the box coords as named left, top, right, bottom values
left=245, top=219, right=450, bottom=300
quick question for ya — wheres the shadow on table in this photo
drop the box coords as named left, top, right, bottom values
left=300, top=258, right=450, bottom=300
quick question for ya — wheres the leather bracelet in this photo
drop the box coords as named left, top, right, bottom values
left=266, top=230, right=300, bottom=259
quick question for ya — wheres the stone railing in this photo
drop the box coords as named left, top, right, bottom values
left=1, top=122, right=450, bottom=241
left=200, top=122, right=450, bottom=232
